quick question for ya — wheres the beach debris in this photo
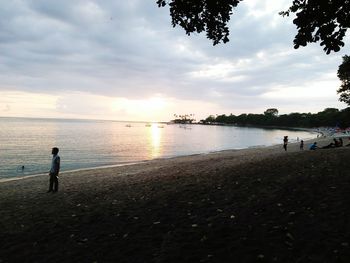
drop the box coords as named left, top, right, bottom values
left=188, top=202, right=193, bottom=205
left=341, top=242, right=349, bottom=247
left=286, top=232, right=294, bottom=241
left=76, top=203, right=81, bottom=207
left=257, top=254, right=265, bottom=259
left=230, top=215, right=236, bottom=219
left=277, top=203, right=283, bottom=207
left=192, top=224, right=198, bottom=228
left=200, top=235, right=207, bottom=242
left=123, top=233, right=129, bottom=238
left=71, top=214, right=76, bottom=217
left=133, top=217, right=139, bottom=220
left=289, top=211, right=296, bottom=215
left=285, top=241, right=293, bottom=247
left=153, top=221, right=161, bottom=225
left=216, top=209, right=223, bottom=213
left=207, top=255, right=213, bottom=258
left=78, top=238, right=88, bottom=243
left=70, top=234, right=75, bottom=238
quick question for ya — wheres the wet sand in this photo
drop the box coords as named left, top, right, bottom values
left=1, top=138, right=350, bottom=262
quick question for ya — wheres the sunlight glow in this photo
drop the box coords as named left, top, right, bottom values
left=148, top=123, right=162, bottom=158
left=111, top=96, right=168, bottom=121
left=0, top=91, right=59, bottom=118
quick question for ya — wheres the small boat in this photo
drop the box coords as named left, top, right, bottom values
left=158, top=125, right=164, bottom=128
left=145, top=123, right=152, bottom=127
left=125, top=124, right=132, bottom=127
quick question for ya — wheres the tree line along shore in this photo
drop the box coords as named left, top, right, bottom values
left=200, top=108, right=350, bottom=129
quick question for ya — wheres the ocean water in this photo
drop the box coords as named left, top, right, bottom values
left=0, top=117, right=316, bottom=179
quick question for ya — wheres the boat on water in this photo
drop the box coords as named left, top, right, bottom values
left=145, top=123, right=152, bottom=127
left=125, top=124, right=132, bottom=127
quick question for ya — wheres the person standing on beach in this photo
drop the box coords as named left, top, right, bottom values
left=283, top=136, right=288, bottom=151
left=300, top=140, right=304, bottom=150
left=48, top=147, right=60, bottom=193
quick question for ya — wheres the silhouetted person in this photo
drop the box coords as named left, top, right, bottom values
left=322, top=142, right=335, bottom=149
left=339, top=138, right=343, bottom=147
left=48, top=147, right=60, bottom=193
left=333, top=138, right=340, bottom=147
left=300, top=140, right=304, bottom=150
left=283, top=136, right=288, bottom=151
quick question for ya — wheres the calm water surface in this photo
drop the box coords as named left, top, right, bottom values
left=0, top=117, right=317, bottom=179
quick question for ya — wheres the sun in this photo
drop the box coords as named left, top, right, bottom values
left=110, top=96, right=169, bottom=121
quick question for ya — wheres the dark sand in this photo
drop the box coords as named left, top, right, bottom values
left=1, top=139, right=350, bottom=262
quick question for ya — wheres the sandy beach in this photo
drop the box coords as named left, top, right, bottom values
left=1, top=138, right=350, bottom=262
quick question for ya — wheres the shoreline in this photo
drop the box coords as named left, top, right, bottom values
left=0, top=121, right=320, bottom=181
left=0, top=132, right=321, bottom=183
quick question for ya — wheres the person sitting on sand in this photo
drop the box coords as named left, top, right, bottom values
left=48, top=147, right=60, bottom=193
left=309, top=142, right=318, bottom=150
left=333, top=138, right=341, bottom=147
left=283, top=136, right=288, bottom=151
left=300, top=140, right=304, bottom=150
left=322, top=142, right=335, bottom=149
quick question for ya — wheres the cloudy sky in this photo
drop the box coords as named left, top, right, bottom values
left=0, top=0, right=347, bottom=122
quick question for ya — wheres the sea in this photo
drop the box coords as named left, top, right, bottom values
left=0, top=117, right=317, bottom=179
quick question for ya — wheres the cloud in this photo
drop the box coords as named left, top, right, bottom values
left=0, top=0, right=347, bottom=120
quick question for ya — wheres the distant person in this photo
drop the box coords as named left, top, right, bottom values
left=322, top=142, right=335, bottom=149
left=339, top=138, right=343, bottom=147
left=300, top=140, right=304, bottom=150
left=333, top=138, right=340, bottom=147
left=309, top=142, right=318, bottom=150
left=48, top=147, right=60, bottom=193
left=283, top=136, right=288, bottom=151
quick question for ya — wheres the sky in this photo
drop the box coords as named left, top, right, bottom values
left=0, top=0, right=348, bottom=122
